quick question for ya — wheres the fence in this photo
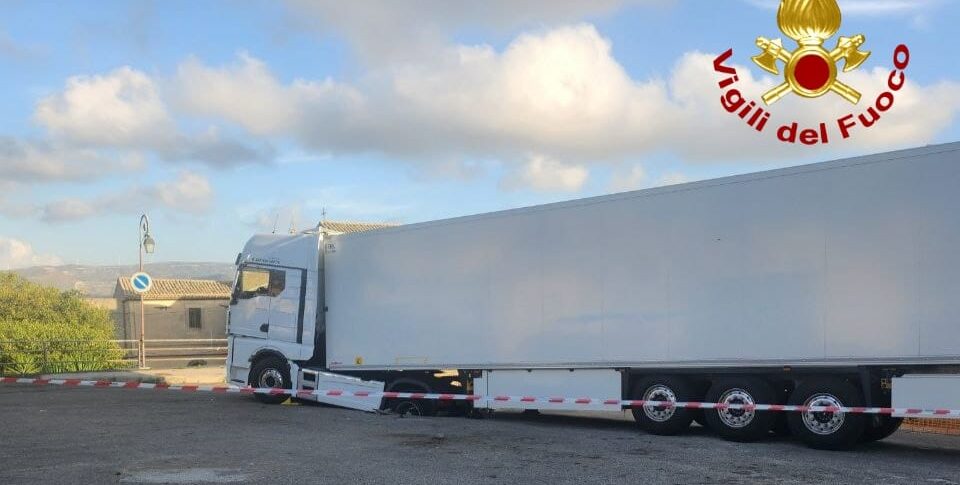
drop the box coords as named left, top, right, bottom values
left=903, top=418, right=960, bottom=436
left=0, top=339, right=227, bottom=376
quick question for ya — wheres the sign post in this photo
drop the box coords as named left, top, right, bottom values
left=131, top=271, right=152, bottom=369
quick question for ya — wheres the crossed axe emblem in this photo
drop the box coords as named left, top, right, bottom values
left=752, top=0, right=871, bottom=105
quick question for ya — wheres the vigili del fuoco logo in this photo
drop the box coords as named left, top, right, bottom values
left=713, top=0, right=910, bottom=145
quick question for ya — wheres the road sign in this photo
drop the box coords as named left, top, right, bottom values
left=130, top=272, right=153, bottom=294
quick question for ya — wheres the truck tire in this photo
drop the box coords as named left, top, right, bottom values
left=249, top=356, right=291, bottom=405
left=393, top=399, right=434, bottom=417
left=787, top=377, right=865, bottom=450
left=385, top=381, right=437, bottom=417
left=861, top=415, right=902, bottom=443
left=703, top=377, right=776, bottom=442
left=631, top=376, right=695, bottom=435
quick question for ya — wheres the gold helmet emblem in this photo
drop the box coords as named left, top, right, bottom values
left=752, top=0, right=871, bottom=105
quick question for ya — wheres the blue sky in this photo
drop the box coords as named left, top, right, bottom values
left=1, top=0, right=958, bottom=267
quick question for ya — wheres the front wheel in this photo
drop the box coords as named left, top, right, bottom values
left=393, top=399, right=431, bottom=416
left=249, top=356, right=291, bottom=405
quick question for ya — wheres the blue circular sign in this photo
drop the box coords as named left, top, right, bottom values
left=131, top=272, right=152, bottom=293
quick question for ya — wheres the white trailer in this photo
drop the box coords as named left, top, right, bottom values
left=227, top=142, right=960, bottom=450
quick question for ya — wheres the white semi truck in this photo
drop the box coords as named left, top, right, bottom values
left=227, top=142, right=960, bottom=450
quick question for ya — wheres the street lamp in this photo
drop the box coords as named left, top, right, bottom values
left=138, top=214, right=154, bottom=369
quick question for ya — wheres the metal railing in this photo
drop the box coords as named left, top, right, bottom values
left=0, top=338, right=227, bottom=376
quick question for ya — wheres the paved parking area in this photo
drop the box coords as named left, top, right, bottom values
left=2, top=385, right=959, bottom=484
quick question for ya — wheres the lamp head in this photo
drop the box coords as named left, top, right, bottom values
left=143, top=234, right=155, bottom=254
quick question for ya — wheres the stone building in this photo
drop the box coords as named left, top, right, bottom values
left=114, top=278, right=233, bottom=341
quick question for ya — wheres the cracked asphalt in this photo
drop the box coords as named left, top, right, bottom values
left=1, top=385, right=959, bottom=484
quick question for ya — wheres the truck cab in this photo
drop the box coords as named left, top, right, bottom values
left=226, top=229, right=385, bottom=410
left=226, top=233, right=320, bottom=386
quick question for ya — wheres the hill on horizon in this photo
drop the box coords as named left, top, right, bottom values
left=11, top=262, right=237, bottom=297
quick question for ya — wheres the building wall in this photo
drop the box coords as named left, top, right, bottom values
left=119, top=298, right=229, bottom=342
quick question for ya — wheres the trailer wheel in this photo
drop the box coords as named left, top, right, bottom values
left=631, top=376, right=695, bottom=435
left=703, top=377, right=776, bottom=442
left=249, top=356, right=291, bottom=405
left=861, top=415, right=902, bottom=443
left=787, top=377, right=865, bottom=450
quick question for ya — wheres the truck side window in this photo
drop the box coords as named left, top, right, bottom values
left=267, top=269, right=286, bottom=296
left=236, top=267, right=285, bottom=299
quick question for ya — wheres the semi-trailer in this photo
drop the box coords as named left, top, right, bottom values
left=226, top=142, right=960, bottom=449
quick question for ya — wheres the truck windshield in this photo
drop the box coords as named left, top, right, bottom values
left=235, top=267, right=286, bottom=299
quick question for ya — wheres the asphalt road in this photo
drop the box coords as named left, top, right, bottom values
left=2, top=385, right=960, bottom=484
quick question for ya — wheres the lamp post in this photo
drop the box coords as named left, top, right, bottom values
left=138, top=214, right=155, bottom=369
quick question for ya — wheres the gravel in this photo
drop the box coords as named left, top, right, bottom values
left=1, top=385, right=959, bottom=484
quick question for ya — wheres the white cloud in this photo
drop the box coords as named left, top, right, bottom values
left=35, top=67, right=175, bottom=148
left=0, top=137, right=144, bottom=183
left=501, top=154, right=589, bottom=192
left=41, top=199, right=99, bottom=222
left=0, top=237, right=61, bottom=269
left=174, top=26, right=674, bottom=190
left=153, top=171, right=213, bottom=214
left=172, top=26, right=960, bottom=192
left=384, top=25, right=672, bottom=160
left=10, top=6, right=960, bottom=198
left=31, top=66, right=273, bottom=171
left=160, top=127, right=276, bottom=168
left=173, top=53, right=362, bottom=139
left=609, top=164, right=647, bottom=192
left=174, top=54, right=300, bottom=135
left=284, top=0, right=666, bottom=64
left=38, top=171, right=215, bottom=223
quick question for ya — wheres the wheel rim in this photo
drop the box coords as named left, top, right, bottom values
left=801, top=393, right=845, bottom=435
left=258, top=368, right=284, bottom=388
left=642, top=384, right=677, bottom=422
left=396, top=401, right=423, bottom=416
left=716, top=388, right=756, bottom=429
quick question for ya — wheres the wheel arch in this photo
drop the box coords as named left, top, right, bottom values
left=385, top=377, right=432, bottom=393
left=247, top=348, right=290, bottom=384
left=249, top=348, right=288, bottom=365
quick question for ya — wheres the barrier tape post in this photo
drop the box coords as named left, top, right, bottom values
left=2, top=376, right=960, bottom=418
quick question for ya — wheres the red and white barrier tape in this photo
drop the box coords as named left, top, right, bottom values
left=3, top=376, right=960, bottom=418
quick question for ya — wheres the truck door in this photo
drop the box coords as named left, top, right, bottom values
left=266, top=268, right=307, bottom=344
left=230, top=265, right=285, bottom=338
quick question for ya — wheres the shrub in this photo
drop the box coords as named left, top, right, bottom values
left=0, top=273, right=125, bottom=375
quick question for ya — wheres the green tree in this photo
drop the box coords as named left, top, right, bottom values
left=0, top=273, right=124, bottom=375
